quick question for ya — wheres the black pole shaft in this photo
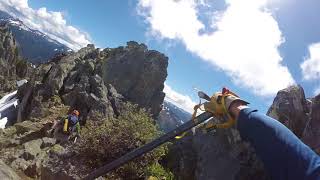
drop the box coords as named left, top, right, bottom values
left=84, top=112, right=213, bottom=180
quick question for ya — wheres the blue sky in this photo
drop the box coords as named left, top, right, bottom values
left=1, top=0, right=320, bottom=113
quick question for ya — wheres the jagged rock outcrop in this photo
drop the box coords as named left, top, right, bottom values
left=16, top=44, right=119, bottom=121
left=0, top=24, right=34, bottom=97
left=267, top=85, right=320, bottom=153
left=100, top=41, right=168, bottom=117
left=267, top=85, right=310, bottom=137
left=0, top=24, right=19, bottom=96
left=303, top=94, right=320, bottom=153
left=17, top=41, right=167, bottom=122
left=0, top=24, right=18, bottom=67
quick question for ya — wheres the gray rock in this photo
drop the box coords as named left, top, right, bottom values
left=22, top=139, right=43, bottom=160
left=41, top=137, right=56, bottom=148
left=0, top=160, right=22, bottom=180
left=302, top=94, right=320, bottom=153
left=267, top=85, right=309, bottom=137
left=100, top=41, right=168, bottom=117
left=0, top=24, right=18, bottom=78
left=16, top=41, right=167, bottom=123
left=16, top=82, right=34, bottom=122
left=44, top=45, right=96, bottom=94
left=14, top=120, right=43, bottom=134
left=266, top=85, right=320, bottom=153
left=10, top=158, right=29, bottom=171
left=0, top=126, right=17, bottom=148
left=166, top=128, right=268, bottom=180
left=107, top=84, right=124, bottom=117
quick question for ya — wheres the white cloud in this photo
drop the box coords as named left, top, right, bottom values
left=0, top=0, right=91, bottom=50
left=314, top=86, right=320, bottom=96
left=163, top=84, right=196, bottom=113
left=300, top=43, right=320, bottom=80
left=138, top=0, right=295, bottom=96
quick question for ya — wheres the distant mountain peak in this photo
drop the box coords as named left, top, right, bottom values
left=157, top=100, right=191, bottom=132
left=0, top=10, right=72, bottom=64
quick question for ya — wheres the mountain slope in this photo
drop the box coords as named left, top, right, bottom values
left=0, top=10, right=71, bottom=64
left=158, top=100, right=191, bottom=132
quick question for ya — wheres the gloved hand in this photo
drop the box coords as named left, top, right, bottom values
left=203, top=87, right=249, bottom=129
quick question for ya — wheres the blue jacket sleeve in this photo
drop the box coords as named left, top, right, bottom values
left=237, top=108, right=320, bottom=180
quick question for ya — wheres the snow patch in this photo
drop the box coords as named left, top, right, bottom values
left=0, top=117, right=8, bottom=129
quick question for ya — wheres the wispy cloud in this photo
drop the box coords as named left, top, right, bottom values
left=300, top=43, right=320, bottom=81
left=0, top=0, right=91, bottom=50
left=138, top=0, right=295, bottom=96
left=163, top=84, right=196, bottom=113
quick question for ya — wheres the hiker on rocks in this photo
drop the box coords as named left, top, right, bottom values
left=50, top=110, right=81, bottom=140
left=208, top=90, right=320, bottom=180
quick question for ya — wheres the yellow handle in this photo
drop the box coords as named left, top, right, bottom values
left=63, top=119, right=69, bottom=133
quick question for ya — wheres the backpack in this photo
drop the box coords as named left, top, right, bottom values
left=68, top=114, right=79, bottom=126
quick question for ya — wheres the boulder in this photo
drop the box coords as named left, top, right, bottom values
left=22, top=139, right=43, bottom=160
left=10, top=158, right=29, bottom=172
left=0, top=160, right=21, bottom=180
left=41, top=137, right=56, bottom=148
left=14, top=120, right=43, bottom=134
left=0, top=126, right=17, bottom=148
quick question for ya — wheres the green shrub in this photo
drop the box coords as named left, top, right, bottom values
left=76, top=103, right=171, bottom=179
left=145, top=162, right=174, bottom=180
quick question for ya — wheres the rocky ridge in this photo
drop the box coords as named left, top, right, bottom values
left=0, top=25, right=169, bottom=179
left=16, top=41, right=167, bottom=122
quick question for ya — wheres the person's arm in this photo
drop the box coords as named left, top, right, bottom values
left=229, top=102, right=320, bottom=180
